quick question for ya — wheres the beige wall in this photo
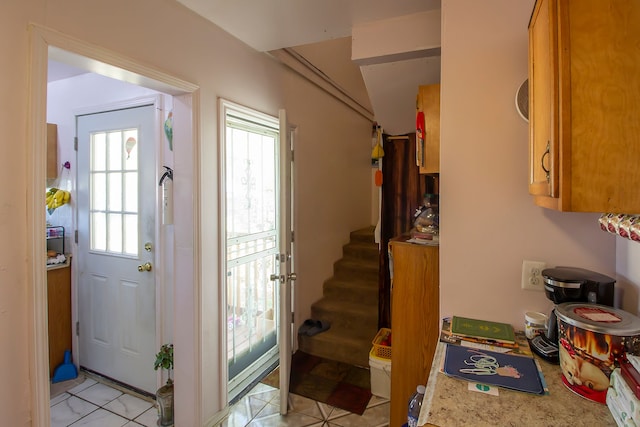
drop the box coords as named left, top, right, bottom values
left=616, top=238, right=640, bottom=313
left=439, top=0, right=617, bottom=328
left=1, top=0, right=372, bottom=424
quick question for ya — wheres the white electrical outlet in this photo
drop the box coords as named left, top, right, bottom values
left=521, top=260, right=547, bottom=291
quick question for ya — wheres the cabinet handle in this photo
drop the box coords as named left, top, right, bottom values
left=541, top=141, right=550, bottom=183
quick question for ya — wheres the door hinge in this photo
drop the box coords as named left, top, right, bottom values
left=74, top=136, right=78, bottom=151
left=76, top=321, right=79, bottom=336
left=291, top=231, right=295, bottom=243
left=291, top=150, right=294, bottom=162
left=75, top=230, right=78, bottom=244
left=291, top=312, right=295, bottom=324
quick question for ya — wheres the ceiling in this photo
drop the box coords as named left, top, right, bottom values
left=177, top=0, right=442, bottom=135
left=48, top=59, right=88, bottom=82
left=176, top=0, right=440, bottom=52
left=48, top=1, right=442, bottom=135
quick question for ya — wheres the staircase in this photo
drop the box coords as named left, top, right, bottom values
left=298, top=226, right=380, bottom=367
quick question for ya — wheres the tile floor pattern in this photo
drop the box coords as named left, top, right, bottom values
left=50, top=376, right=158, bottom=427
left=51, top=375, right=390, bottom=427
left=220, top=383, right=390, bottom=427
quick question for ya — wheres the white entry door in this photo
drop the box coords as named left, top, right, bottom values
left=278, top=109, right=294, bottom=415
left=77, top=104, right=157, bottom=394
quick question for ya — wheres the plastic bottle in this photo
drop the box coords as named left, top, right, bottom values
left=407, top=384, right=426, bottom=427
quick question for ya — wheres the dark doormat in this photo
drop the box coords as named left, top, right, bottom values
left=261, top=351, right=372, bottom=416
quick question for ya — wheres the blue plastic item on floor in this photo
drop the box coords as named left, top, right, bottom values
left=52, top=350, right=78, bottom=383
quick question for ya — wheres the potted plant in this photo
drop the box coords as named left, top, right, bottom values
left=154, top=343, right=174, bottom=426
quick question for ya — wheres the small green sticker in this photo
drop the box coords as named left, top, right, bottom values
left=476, top=384, right=490, bottom=392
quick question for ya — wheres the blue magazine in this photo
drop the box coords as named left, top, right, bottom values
left=443, top=344, right=545, bottom=395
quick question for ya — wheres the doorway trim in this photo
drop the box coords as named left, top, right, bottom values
left=27, top=24, right=200, bottom=426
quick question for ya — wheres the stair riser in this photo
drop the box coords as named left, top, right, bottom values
left=333, top=261, right=378, bottom=281
left=311, top=307, right=378, bottom=335
left=342, top=244, right=379, bottom=261
left=349, top=229, right=376, bottom=245
left=323, top=284, right=378, bottom=304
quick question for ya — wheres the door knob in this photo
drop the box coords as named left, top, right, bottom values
left=288, top=273, right=297, bottom=281
left=138, top=262, right=153, bottom=272
left=270, top=274, right=283, bottom=282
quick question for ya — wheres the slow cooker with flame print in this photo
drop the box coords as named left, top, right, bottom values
left=556, top=303, right=640, bottom=404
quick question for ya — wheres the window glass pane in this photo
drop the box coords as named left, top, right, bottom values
left=108, top=213, right=123, bottom=253
left=92, top=132, right=106, bottom=171
left=91, top=212, right=106, bottom=251
left=227, top=235, right=276, bottom=262
left=124, top=214, right=138, bottom=255
left=108, top=172, right=123, bottom=212
left=226, top=129, right=276, bottom=240
left=108, top=131, right=123, bottom=170
left=92, top=173, right=106, bottom=211
left=124, top=172, right=138, bottom=212
left=124, top=129, right=138, bottom=171
left=89, top=125, right=140, bottom=257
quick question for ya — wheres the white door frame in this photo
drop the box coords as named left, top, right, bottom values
left=26, top=24, right=202, bottom=426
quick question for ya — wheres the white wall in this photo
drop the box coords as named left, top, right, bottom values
left=1, top=0, right=372, bottom=425
left=439, top=0, right=617, bottom=328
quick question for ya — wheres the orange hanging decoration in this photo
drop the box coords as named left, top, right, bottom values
left=375, top=169, right=383, bottom=187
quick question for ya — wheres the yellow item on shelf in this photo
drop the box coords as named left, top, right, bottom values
left=46, top=187, right=71, bottom=212
left=371, top=127, right=384, bottom=159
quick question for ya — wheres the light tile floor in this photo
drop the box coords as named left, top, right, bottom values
left=219, top=383, right=390, bottom=427
left=50, top=374, right=157, bottom=427
left=50, top=373, right=390, bottom=427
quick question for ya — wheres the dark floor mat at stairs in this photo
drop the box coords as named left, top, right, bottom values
left=261, top=351, right=372, bottom=415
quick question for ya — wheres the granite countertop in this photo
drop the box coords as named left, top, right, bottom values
left=419, top=342, right=616, bottom=427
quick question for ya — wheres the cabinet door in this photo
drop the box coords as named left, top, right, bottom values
left=46, top=123, right=58, bottom=180
left=528, top=0, right=558, bottom=201
left=417, top=84, right=440, bottom=174
left=389, top=241, right=439, bottom=427
left=48, top=266, right=72, bottom=377
left=528, top=0, right=640, bottom=212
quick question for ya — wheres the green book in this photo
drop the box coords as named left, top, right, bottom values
left=451, top=316, right=516, bottom=344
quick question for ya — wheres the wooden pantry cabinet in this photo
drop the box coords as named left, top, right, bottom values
left=416, top=84, right=440, bottom=174
left=389, top=238, right=439, bottom=427
left=528, top=0, right=640, bottom=212
left=47, top=262, right=72, bottom=377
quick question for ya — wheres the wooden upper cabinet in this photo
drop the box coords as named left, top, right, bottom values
left=417, top=84, right=440, bottom=174
left=528, top=0, right=640, bottom=212
left=47, top=123, right=58, bottom=180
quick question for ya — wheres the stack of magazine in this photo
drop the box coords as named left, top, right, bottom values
left=439, top=316, right=547, bottom=395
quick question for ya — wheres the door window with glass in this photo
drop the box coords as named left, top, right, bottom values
left=223, top=104, right=280, bottom=386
